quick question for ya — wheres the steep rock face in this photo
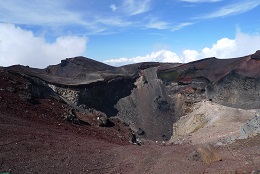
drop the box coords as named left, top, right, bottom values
left=49, top=76, right=137, bottom=117
left=48, top=66, right=178, bottom=141
left=158, top=53, right=260, bottom=112
left=46, top=64, right=179, bottom=141
left=77, top=77, right=136, bottom=117
left=115, top=67, right=176, bottom=141
left=240, top=113, right=260, bottom=138
left=208, top=71, right=260, bottom=109
left=208, top=54, right=260, bottom=109
left=48, top=84, right=79, bottom=105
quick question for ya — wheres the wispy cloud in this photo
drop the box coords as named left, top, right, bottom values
left=110, top=4, right=117, bottom=12
left=0, top=0, right=139, bottom=34
left=145, top=18, right=170, bottom=29
left=122, top=0, right=151, bottom=16
left=180, top=0, right=222, bottom=2
left=145, top=18, right=194, bottom=31
left=0, top=0, right=153, bottom=34
left=171, top=22, right=194, bottom=31
left=0, top=1, right=86, bottom=26
left=96, top=17, right=132, bottom=27
left=195, top=0, right=260, bottom=19
left=1, top=0, right=258, bottom=36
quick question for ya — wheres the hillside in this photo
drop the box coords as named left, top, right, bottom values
left=1, top=51, right=260, bottom=173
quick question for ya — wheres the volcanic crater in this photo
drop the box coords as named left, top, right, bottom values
left=1, top=51, right=260, bottom=173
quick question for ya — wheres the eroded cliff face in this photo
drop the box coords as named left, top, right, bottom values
left=156, top=53, right=260, bottom=144
left=208, top=71, right=260, bottom=109
left=115, top=67, right=176, bottom=141
left=48, top=84, right=79, bottom=105
left=48, top=67, right=177, bottom=141
left=157, top=53, right=260, bottom=112
left=48, top=76, right=137, bottom=117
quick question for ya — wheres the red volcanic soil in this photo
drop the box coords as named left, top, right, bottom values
left=159, top=53, right=260, bottom=84
left=1, top=108, right=260, bottom=173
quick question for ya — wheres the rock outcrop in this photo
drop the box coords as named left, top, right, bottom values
left=251, top=50, right=260, bottom=60
left=157, top=53, right=260, bottom=110
left=240, top=112, right=260, bottom=139
left=115, top=67, right=176, bottom=141
left=189, top=144, right=222, bottom=164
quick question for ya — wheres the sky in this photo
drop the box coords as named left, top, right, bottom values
left=0, top=0, right=260, bottom=68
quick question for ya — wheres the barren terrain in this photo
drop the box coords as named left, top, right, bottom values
left=1, top=111, right=259, bottom=173
left=1, top=51, right=260, bottom=173
left=1, top=110, right=260, bottom=174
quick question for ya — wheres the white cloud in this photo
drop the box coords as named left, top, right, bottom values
left=186, top=31, right=260, bottom=59
left=233, top=31, right=260, bottom=56
left=145, top=19, right=194, bottom=31
left=202, top=31, right=260, bottom=58
left=171, top=22, right=194, bottom=31
left=96, top=17, right=132, bottom=27
left=0, top=23, right=87, bottom=68
left=196, top=0, right=260, bottom=19
left=110, top=4, right=117, bottom=12
left=122, top=0, right=151, bottom=16
left=104, top=50, right=181, bottom=66
left=183, top=50, right=199, bottom=62
left=202, top=38, right=236, bottom=58
left=104, top=31, right=260, bottom=66
left=145, top=18, right=170, bottom=29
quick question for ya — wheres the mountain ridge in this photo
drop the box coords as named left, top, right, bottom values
left=1, top=51, right=260, bottom=173
left=2, top=51, right=260, bottom=140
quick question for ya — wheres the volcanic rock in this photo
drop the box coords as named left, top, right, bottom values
left=251, top=50, right=260, bottom=60
left=240, top=113, right=260, bottom=138
left=189, top=144, right=222, bottom=164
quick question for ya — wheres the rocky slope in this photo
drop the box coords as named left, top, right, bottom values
left=3, top=51, right=260, bottom=142
left=1, top=51, right=260, bottom=173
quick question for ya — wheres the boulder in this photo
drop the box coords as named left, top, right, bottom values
left=189, top=144, right=222, bottom=164
left=137, top=128, right=145, bottom=135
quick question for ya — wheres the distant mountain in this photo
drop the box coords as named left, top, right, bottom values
left=45, top=56, right=115, bottom=77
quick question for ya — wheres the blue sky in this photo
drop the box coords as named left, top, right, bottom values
left=0, top=0, right=260, bottom=68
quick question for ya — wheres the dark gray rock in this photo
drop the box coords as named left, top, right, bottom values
left=251, top=50, right=260, bottom=60
left=115, top=67, right=176, bottom=141
left=207, top=71, right=260, bottom=109
left=137, top=128, right=145, bottom=135
left=240, top=112, right=260, bottom=138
